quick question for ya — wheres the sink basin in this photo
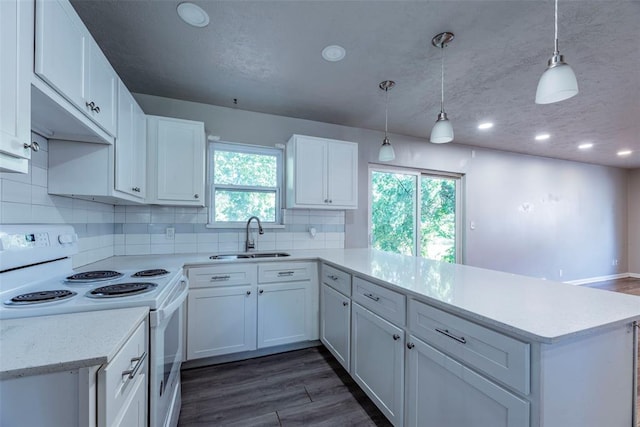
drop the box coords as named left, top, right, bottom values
left=209, top=252, right=290, bottom=260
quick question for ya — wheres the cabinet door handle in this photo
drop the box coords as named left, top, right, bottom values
left=435, top=328, right=467, bottom=344
left=324, top=199, right=329, bottom=203
left=246, top=290, right=251, bottom=295
left=210, top=275, right=230, bottom=281
left=407, top=342, right=415, bottom=349
left=259, top=289, right=264, bottom=294
left=364, top=293, right=380, bottom=302
left=328, top=275, right=339, bottom=281
left=122, top=351, right=147, bottom=380
left=23, top=141, right=40, bottom=152
left=393, top=334, right=400, bottom=341
left=342, top=301, right=349, bottom=307
left=86, top=101, right=95, bottom=110
left=277, top=271, right=294, bottom=277
left=194, top=194, right=199, bottom=199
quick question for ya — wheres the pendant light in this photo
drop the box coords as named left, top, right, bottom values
left=430, top=32, right=454, bottom=144
left=378, top=80, right=396, bottom=162
left=535, top=0, right=578, bottom=104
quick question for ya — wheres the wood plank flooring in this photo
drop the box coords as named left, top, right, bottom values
left=584, top=277, right=640, bottom=426
left=178, top=346, right=392, bottom=426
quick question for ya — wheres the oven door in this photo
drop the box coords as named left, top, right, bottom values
left=149, top=276, right=188, bottom=427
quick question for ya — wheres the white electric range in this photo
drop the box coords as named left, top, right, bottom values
left=0, top=224, right=187, bottom=427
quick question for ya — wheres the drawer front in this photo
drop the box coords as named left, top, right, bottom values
left=321, top=263, right=351, bottom=296
left=98, top=320, right=148, bottom=427
left=408, top=299, right=530, bottom=395
left=188, top=264, right=257, bottom=288
left=352, top=277, right=405, bottom=326
left=258, top=262, right=313, bottom=283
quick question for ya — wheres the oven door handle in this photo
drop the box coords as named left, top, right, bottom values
left=150, top=277, right=188, bottom=327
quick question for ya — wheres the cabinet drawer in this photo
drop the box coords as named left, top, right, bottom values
left=352, top=277, right=405, bottom=326
left=258, top=262, right=312, bottom=283
left=188, top=264, right=257, bottom=288
left=98, top=320, right=148, bottom=427
left=321, top=264, right=351, bottom=296
left=408, top=299, right=530, bottom=395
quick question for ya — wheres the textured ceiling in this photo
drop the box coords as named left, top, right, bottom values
left=70, top=0, right=640, bottom=168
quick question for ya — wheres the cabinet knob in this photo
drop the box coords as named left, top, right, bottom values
left=393, top=334, right=400, bottom=341
left=329, top=199, right=333, bottom=203
left=23, top=141, right=40, bottom=152
left=259, top=289, right=264, bottom=294
left=407, top=342, right=415, bottom=349
left=194, top=194, right=199, bottom=199
left=86, top=101, right=95, bottom=109
left=342, top=301, right=349, bottom=307
left=324, top=199, right=328, bottom=203
left=246, top=290, right=251, bottom=295
left=94, top=105, right=100, bottom=113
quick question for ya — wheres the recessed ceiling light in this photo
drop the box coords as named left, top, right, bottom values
left=322, top=45, right=346, bottom=62
left=177, top=2, right=210, bottom=27
left=535, top=133, right=550, bottom=141
left=478, top=122, right=494, bottom=130
left=617, top=150, right=632, bottom=156
left=578, top=143, right=593, bottom=150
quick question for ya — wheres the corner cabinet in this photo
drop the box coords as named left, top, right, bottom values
left=146, top=116, right=205, bottom=206
left=0, top=0, right=32, bottom=173
left=286, top=134, right=358, bottom=209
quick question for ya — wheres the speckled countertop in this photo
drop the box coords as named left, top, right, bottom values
left=0, top=307, right=148, bottom=379
left=82, top=249, right=640, bottom=343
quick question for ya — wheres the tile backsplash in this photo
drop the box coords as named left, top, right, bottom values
left=0, top=133, right=345, bottom=267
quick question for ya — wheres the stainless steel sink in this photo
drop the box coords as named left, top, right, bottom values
left=209, top=252, right=290, bottom=260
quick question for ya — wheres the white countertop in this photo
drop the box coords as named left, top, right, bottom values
left=0, top=307, right=148, bottom=379
left=82, top=249, right=640, bottom=343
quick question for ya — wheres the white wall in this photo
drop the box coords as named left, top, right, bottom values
left=629, top=169, right=640, bottom=274
left=134, top=93, right=629, bottom=281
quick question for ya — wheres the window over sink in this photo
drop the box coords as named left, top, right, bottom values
left=209, top=142, right=283, bottom=226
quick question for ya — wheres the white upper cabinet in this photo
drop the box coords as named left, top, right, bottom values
left=0, top=0, right=32, bottom=173
left=286, top=134, right=358, bottom=209
left=35, top=0, right=117, bottom=137
left=146, top=115, right=205, bottom=206
left=115, top=81, right=146, bottom=200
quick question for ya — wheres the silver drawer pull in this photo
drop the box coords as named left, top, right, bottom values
left=277, top=271, right=294, bottom=277
left=342, top=301, right=349, bottom=307
left=407, top=342, right=415, bottom=350
left=435, top=328, right=467, bottom=344
left=393, top=334, right=400, bottom=341
left=122, top=352, right=147, bottom=380
left=328, top=274, right=339, bottom=281
left=211, top=275, right=231, bottom=281
left=364, top=293, right=380, bottom=302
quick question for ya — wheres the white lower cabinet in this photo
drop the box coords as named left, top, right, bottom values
left=351, top=303, right=404, bottom=427
left=320, top=283, right=350, bottom=370
left=405, top=335, right=529, bottom=427
left=257, top=281, right=312, bottom=348
left=187, top=285, right=257, bottom=359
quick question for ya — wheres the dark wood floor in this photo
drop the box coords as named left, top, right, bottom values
left=585, top=277, right=640, bottom=425
left=178, top=346, right=392, bottom=426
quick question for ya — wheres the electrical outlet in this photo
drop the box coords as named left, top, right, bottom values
left=612, top=259, right=619, bottom=266
left=559, top=269, right=563, bottom=278
left=166, top=227, right=175, bottom=240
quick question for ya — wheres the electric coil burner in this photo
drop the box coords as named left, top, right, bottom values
left=66, top=270, right=124, bottom=283
left=132, top=269, right=170, bottom=278
left=87, top=282, right=158, bottom=298
left=6, top=290, right=77, bottom=305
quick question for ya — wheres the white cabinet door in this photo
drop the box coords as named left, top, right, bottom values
left=147, top=116, right=205, bottom=206
left=351, top=303, right=404, bottom=426
left=115, top=82, right=146, bottom=199
left=0, top=0, right=32, bottom=172
left=85, top=44, right=117, bottom=136
left=406, top=335, right=529, bottom=427
left=35, top=0, right=85, bottom=109
left=187, top=286, right=257, bottom=360
left=257, top=281, right=311, bottom=348
left=286, top=134, right=358, bottom=209
left=112, top=373, right=147, bottom=427
left=320, top=283, right=350, bottom=370
left=326, top=140, right=358, bottom=208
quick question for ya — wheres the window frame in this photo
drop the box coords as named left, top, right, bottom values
left=208, top=141, right=284, bottom=227
left=368, top=164, right=464, bottom=263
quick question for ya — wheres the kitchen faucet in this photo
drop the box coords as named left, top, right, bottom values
left=245, top=216, right=264, bottom=252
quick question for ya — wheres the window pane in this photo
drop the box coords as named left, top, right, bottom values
left=371, top=171, right=416, bottom=255
left=214, top=151, right=277, bottom=187
left=214, top=190, right=276, bottom=222
left=420, top=176, right=456, bottom=263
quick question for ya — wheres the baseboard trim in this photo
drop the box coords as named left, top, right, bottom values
left=565, top=273, right=633, bottom=286
left=629, top=272, right=640, bottom=279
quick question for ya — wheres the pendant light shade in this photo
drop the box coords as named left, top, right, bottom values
left=535, top=0, right=578, bottom=104
left=378, top=80, right=396, bottom=162
left=430, top=32, right=454, bottom=144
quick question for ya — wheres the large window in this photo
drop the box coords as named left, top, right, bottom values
left=209, top=142, right=283, bottom=225
left=369, top=166, right=462, bottom=263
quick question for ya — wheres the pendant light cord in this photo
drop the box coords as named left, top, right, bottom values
left=554, top=0, right=559, bottom=54
left=384, top=87, right=389, bottom=137
left=440, top=43, right=445, bottom=113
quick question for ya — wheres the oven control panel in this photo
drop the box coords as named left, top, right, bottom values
left=0, top=225, right=78, bottom=271
left=0, top=232, right=51, bottom=250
